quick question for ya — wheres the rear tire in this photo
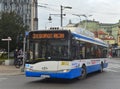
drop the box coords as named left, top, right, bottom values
left=99, top=62, right=104, bottom=73
left=15, top=60, right=21, bottom=68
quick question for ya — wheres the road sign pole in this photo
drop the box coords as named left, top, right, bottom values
left=1, top=37, right=12, bottom=60
left=8, top=40, right=9, bottom=60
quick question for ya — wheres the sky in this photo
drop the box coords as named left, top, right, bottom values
left=38, top=0, right=120, bottom=29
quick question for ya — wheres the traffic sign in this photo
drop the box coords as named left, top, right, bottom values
left=1, top=37, right=12, bottom=41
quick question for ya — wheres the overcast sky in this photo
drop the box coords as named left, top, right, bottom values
left=38, top=0, right=120, bottom=29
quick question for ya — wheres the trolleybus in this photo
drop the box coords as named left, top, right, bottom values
left=25, top=28, right=108, bottom=79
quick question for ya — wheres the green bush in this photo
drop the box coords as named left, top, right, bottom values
left=0, top=53, right=8, bottom=59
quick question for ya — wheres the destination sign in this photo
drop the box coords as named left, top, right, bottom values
left=29, top=30, right=70, bottom=40
left=32, top=33, right=65, bottom=39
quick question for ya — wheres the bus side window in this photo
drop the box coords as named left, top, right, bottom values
left=91, top=47, right=94, bottom=58
left=79, top=44, right=84, bottom=59
left=71, top=39, right=77, bottom=59
left=85, top=43, right=91, bottom=59
left=79, top=42, right=86, bottom=59
left=97, top=48, right=101, bottom=58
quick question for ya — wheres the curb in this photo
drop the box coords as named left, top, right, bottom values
left=0, top=72, right=24, bottom=76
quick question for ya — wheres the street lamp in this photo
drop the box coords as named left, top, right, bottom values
left=48, top=13, right=66, bottom=26
left=48, top=14, right=66, bottom=22
left=61, top=5, right=72, bottom=27
left=48, top=15, right=52, bottom=23
left=47, top=5, right=72, bottom=27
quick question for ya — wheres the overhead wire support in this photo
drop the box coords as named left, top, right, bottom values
left=37, top=5, right=47, bottom=8
left=38, top=4, right=59, bottom=12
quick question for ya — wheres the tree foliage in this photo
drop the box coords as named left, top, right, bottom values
left=0, top=11, right=28, bottom=51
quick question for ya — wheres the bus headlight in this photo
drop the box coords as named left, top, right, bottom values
left=26, top=66, right=33, bottom=71
left=63, top=69, right=70, bottom=72
left=29, top=66, right=33, bottom=71
left=58, top=69, right=70, bottom=73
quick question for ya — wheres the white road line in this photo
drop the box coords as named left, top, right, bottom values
left=108, top=64, right=120, bottom=68
left=0, top=78, right=8, bottom=82
left=105, top=63, right=120, bottom=72
left=105, top=69, right=119, bottom=72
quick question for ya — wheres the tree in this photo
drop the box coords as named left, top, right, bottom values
left=0, top=11, right=28, bottom=51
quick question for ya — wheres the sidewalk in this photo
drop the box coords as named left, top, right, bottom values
left=0, top=65, right=24, bottom=76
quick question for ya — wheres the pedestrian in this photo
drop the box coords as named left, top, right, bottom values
left=18, top=49, right=23, bottom=55
left=17, top=49, right=23, bottom=64
left=30, top=50, right=33, bottom=60
left=109, top=51, right=112, bottom=58
left=14, top=49, right=18, bottom=65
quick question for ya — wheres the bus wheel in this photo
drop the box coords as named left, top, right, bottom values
left=78, top=65, right=87, bottom=80
left=99, top=62, right=104, bottom=73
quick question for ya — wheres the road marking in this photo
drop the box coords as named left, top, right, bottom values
left=105, top=69, right=119, bottom=72
left=108, top=64, right=120, bottom=67
left=108, top=65, right=120, bottom=69
left=0, top=78, right=8, bottom=82
left=105, top=63, right=120, bottom=73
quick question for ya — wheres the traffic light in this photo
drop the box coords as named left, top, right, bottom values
left=16, top=34, right=23, bottom=49
left=16, top=34, right=23, bottom=42
left=19, top=34, right=23, bottom=41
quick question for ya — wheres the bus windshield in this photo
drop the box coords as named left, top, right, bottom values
left=27, top=39, right=69, bottom=63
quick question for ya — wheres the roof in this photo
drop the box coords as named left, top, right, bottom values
left=93, top=30, right=108, bottom=35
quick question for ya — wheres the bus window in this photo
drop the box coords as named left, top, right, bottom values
left=85, top=43, right=92, bottom=59
left=79, top=42, right=85, bottom=59
left=61, top=46, right=68, bottom=57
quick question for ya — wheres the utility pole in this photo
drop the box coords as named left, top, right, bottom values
left=60, top=5, right=72, bottom=27
left=31, top=0, right=38, bottom=31
left=60, top=5, right=63, bottom=27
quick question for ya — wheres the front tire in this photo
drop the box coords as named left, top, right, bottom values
left=77, top=65, right=87, bottom=80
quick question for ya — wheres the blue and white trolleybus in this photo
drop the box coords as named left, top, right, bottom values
left=25, top=28, right=108, bottom=79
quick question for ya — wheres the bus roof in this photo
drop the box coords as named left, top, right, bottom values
left=64, top=27, right=108, bottom=47
left=72, top=32, right=108, bottom=47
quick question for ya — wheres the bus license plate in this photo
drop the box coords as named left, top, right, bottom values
left=41, top=75, right=50, bottom=78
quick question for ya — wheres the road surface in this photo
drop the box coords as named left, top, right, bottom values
left=0, top=58, right=120, bottom=89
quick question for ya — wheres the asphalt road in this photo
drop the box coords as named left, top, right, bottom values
left=0, top=58, right=120, bottom=89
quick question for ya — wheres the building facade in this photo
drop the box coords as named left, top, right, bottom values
left=0, top=0, right=38, bottom=31
left=118, top=26, right=120, bottom=46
